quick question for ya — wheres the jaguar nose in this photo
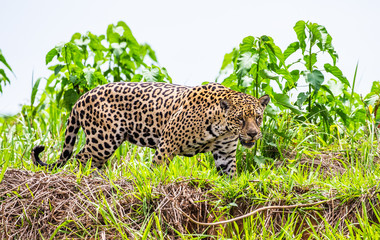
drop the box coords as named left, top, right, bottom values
left=247, top=131, right=258, bottom=140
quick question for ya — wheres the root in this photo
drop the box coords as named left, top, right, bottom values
left=177, top=199, right=333, bottom=226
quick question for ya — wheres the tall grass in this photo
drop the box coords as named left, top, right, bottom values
left=1, top=103, right=380, bottom=239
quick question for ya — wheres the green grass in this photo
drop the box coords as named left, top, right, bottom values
left=1, top=106, right=380, bottom=239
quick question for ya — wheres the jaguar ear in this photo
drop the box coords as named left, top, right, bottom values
left=220, top=99, right=231, bottom=111
left=259, top=95, right=270, bottom=108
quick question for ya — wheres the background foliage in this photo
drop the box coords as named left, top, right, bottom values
left=0, top=20, right=380, bottom=239
left=1, top=19, right=379, bottom=174
left=213, top=20, right=379, bottom=168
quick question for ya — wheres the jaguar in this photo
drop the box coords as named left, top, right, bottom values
left=31, top=82, right=270, bottom=176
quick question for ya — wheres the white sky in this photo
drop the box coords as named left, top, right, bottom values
left=0, top=0, right=379, bottom=115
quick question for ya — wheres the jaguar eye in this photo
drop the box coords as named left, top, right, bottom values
left=239, top=116, right=244, bottom=125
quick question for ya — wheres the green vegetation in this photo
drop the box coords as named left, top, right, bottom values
left=0, top=48, right=13, bottom=93
left=1, top=20, right=380, bottom=239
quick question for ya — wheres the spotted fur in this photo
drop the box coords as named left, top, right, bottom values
left=31, top=82, right=270, bottom=176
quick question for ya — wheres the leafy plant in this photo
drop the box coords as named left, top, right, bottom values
left=218, top=21, right=370, bottom=144
left=284, top=21, right=355, bottom=135
left=217, top=35, right=301, bottom=116
left=44, top=21, right=171, bottom=111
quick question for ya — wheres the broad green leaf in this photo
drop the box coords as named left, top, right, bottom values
left=265, top=48, right=277, bottom=66
left=365, top=91, right=380, bottom=105
left=63, top=89, right=79, bottom=110
left=326, top=78, right=344, bottom=96
left=353, top=108, right=366, bottom=124
left=293, top=20, right=306, bottom=52
left=67, top=43, right=84, bottom=69
left=221, top=74, right=238, bottom=89
left=62, top=44, right=74, bottom=65
left=237, top=52, right=258, bottom=78
left=114, top=26, right=124, bottom=36
left=111, top=42, right=127, bottom=57
left=0, top=49, right=13, bottom=72
left=314, top=25, right=332, bottom=51
left=263, top=103, right=279, bottom=119
left=290, top=69, right=300, bottom=82
left=328, top=48, right=338, bottom=65
left=106, top=24, right=120, bottom=44
left=257, top=50, right=268, bottom=69
left=240, top=36, right=255, bottom=52
left=262, top=82, right=274, bottom=96
left=321, top=84, right=337, bottom=98
left=54, top=64, right=65, bottom=76
left=61, top=76, right=69, bottom=86
left=241, top=76, right=253, bottom=88
left=221, top=51, right=234, bottom=70
left=70, top=32, right=82, bottom=42
left=306, top=70, right=324, bottom=91
left=312, top=103, right=333, bottom=125
left=142, top=44, right=158, bottom=62
left=284, top=42, right=299, bottom=60
left=272, top=92, right=302, bottom=114
left=118, top=21, right=138, bottom=45
left=264, top=38, right=285, bottom=65
left=260, top=69, right=279, bottom=80
left=296, top=92, right=308, bottom=108
left=83, top=67, right=96, bottom=86
left=260, top=35, right=270, bottom=42
left=118, top=21, right=140, bottom=56
left=142, top=68, right=159, bottom=82
left=335, top=108, right=349, bottom=126
left=131, top=74, right=143, bottom=82
left=161, top=67, right=172, bottom=83
left=324, top=63, right=350, bottom=87
left=120, top=55, right=136, bottom=72
left=94, top=71, right=107, bottom=85
left=46, top=48, right=58, bottom=65
left=275, top=69, right=296, bottom=93
left=74, top=38, right=90, bottom=47
left=304, top=53, right=317, bottom=70
left=370, top=81, right=380, bottom=93
left=307, top=22, right=321, bottom=46
left=69, top=75, right=78, bottom=85
left=88, top=32, right=107, bottom=52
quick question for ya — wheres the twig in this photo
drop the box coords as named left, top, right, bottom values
left=177, top=199, right=333, bottom=226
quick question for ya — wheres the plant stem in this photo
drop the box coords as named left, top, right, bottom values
left=254, top=38, right=261, bottom=98
left=349, top=61, right=359, bottom=111
left=308, top=85, right=311, bottom=113
left=308, top=31, right=313, bottom=113
left=253, top=38, right=262, bottom=158
left=64, top=45, right=71, bottom=76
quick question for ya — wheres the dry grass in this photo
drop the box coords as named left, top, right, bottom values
left=0, top=169, right=217, bottom=239
left=1, top=166, right=380, bottom=239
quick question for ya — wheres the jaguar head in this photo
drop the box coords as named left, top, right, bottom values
left=221, top=93, right=270, bottom=148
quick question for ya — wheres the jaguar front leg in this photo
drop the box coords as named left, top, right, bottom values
left=152, top=141, right=177, bottom=166
left=212, top=138, right=238, bottom=176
